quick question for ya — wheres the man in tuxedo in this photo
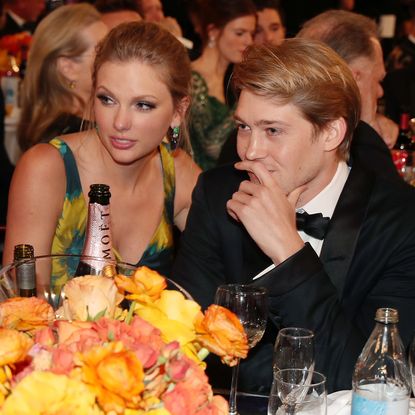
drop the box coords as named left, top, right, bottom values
left=172, top=38, right=415, bottom=393
left=0, top=0, right=45, bottom=36
left=298, top=10, right=400, bottom=180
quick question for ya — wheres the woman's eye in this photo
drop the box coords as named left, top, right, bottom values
left=97, top=94, right=114, bottom=105
left=136, top=101, right=156, bottom=111
left=236, top=123, right=250, bottom=132
left=266, top=127, right=282, bottom=136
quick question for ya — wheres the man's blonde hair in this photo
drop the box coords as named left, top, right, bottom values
left=232, top=38, right=361, bottom=160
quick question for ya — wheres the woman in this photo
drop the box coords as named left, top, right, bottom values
left=189, top=0, right=256, bottom=170
left=4, top=21, right=200, bottom=288
left=17, top=3, right=108, bottom=151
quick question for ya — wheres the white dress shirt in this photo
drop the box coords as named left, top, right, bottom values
left=297, top=161, right=350, bottom=256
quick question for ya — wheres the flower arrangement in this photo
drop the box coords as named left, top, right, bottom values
left=0, top=267, right=248, bottom=414
left=0, top=32, right=31, bottom=75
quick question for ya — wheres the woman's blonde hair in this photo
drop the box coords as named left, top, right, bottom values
left=18, top=3, right=101, bottom=151
left=232, top=38, right=361, bottom=160
left=91, top=21, right=192, bottom=150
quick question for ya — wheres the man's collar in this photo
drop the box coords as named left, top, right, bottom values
left=7, top=10, right=26, bottom=28
left=298, top=161, right=350, bottom=220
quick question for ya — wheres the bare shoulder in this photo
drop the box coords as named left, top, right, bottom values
left=173, top=149, right=201, bottom=191
left=172, top=149, right=201, bottom=230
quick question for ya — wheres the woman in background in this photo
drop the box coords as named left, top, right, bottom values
left=17, top=3, right=108, bottom=151
left=189, top=0, right=256, bottom=170
left=4, top=22, right=200, bottom=288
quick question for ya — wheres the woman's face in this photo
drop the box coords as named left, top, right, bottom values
left=74, top=21, right=108, bottom=104
left=94, top=60, right=184, bottom=165
left=216, top=15, right=256, bottom=64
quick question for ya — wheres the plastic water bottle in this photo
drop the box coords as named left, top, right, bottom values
left=351, top=308, right=411, bottom=415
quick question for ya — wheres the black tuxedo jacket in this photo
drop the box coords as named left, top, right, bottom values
left=172, top=160, right=415, bottom=393
left=0, top=13, right=35, bottom=37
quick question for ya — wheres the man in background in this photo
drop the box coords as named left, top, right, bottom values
left=253, top=0, right=285, bottom=46
left=298, top=10, right=400, bottom=179
left=0, top=0, right=45, bottom=35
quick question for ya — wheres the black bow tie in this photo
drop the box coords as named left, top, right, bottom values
left=296, top=211, right=330, bottom=240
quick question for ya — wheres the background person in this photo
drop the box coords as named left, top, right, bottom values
left=172, top=39, right=415, bottom=393
left=297, top=10, right=400, bottom=179
left=253, top=0, right=285, bottom=46
left=94, top=0, right=142, bottom=30
left=188, top=0, right=256, bottom=170
left=17, top=3, right=108, bottom=152
left=4, top=21, right=200, bottom=288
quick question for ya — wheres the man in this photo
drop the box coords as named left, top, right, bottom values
left=298, top=10, right=399, bottom=179
left=0, top=0, right=45, bottom=36
left=172, top=38, right=415, bottom=393
left=253, top=0, right=285, bottom=46
left=94, top=0, right=142, bottom=30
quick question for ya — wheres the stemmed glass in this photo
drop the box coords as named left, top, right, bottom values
left=268, top=328, right=315, bottom=415
left=215, top=284, right=268, bottom=415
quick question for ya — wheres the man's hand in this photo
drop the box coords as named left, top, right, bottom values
left=226, top=161, right=304, bottom=265
left=372, top=113, right=399, bottom=149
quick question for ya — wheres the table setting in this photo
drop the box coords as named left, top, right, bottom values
left=1, top=256, right=415, bottom=415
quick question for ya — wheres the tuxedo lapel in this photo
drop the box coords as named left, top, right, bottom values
left=320, top=162, right=375, bottom=295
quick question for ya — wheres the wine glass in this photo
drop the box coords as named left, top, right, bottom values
left=268, top=328, right=315, bottom=415
left=274, top=369, right=326, bottom=415
left=215, top=284, right=268, bottom=415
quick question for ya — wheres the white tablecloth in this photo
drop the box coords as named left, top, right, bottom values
left=327, top=390, right=415, bottom=415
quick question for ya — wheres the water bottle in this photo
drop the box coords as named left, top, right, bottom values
left=351, top=308, right=411, bottom=415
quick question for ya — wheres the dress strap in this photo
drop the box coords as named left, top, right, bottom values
left=49, top=137, right=83, bottom=200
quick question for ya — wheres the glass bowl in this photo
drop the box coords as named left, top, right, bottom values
left=0, top=254, right=192, bottom=308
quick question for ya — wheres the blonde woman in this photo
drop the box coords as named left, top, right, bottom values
left=17, top=3, right=108, bottom=151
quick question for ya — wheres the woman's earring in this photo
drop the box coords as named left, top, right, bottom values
left=69, top=80, right=76, bottom=89
left=171, top=126, right=180, bottom=150
left=208, top=37, right=216, bottom=48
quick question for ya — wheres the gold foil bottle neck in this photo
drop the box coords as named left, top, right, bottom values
left=101, top=264, right=117, bottom=278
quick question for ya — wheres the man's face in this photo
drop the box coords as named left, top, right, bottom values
left=140, top=0, right=164, bottom=22
left=349, top=38, right=385, bottom=126
left=254, top=8, right=285, bottom=46
left=235, top=90, right=339, bottom=205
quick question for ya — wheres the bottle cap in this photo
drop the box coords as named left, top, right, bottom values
left=88, top=184, right=111, bottom=204
left=13, top=244, right=34, bottom=261
left=375, top=307, right=399, bottom=324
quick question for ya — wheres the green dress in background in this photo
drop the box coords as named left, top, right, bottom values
left=49, top=138, right=176, bottom=291
left=189, top=71, right=236, bottom=170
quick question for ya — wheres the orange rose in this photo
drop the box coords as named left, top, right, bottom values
left=115, top=266, right=167, bottom=302
left=195, top=305, right=248, bottom=366
left=78, top=341, right=145, bottom=414
left=0, top=328, right=33, bottom=366
left=0, top=297, right=54, bottom=332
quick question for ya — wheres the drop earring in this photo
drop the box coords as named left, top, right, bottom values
left=208, top=37, right=216, bottom=48
left=171, top=126, right=180, bottom=150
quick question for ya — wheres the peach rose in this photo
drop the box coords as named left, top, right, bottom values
left=79, top=341, right=145, bottom=414
left=195, top=305, right=248, bottom=366
left=59, top=275, right=123, bottom=321
left=0, top=328, right=33, bottom=366
left=0, top=297, right=54, bottom=331
left=115, top=266, right=167, bottom=302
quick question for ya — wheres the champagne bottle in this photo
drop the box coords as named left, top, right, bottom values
left=14, top=244, right=37, bottom=297
left=351, top=308, right=411, bottom=415
left=75, top=184, right=114, bottom=276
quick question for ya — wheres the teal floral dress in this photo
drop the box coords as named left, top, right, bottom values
left=49, top=138, right=176, bottom=290
left=189, top=71, right=236, bottom=170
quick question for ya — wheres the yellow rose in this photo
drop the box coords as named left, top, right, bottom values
left=135, top=290, right=202, bottom=347
left=59, top=275, right=123, bottom=321
left=0, top=297, right=54, bottom=331
left=0, top=328, right=33, bottom=366
left=78, top=341, right=145, bottom=414
left=1, top=371, right=103, bottom=414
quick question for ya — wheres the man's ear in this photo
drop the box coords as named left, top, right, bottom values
left=56, top=56, right=78, bottom=83
left=323, top=118, right=347, bottom=152
left=171, top=96, right=191, bottom=127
